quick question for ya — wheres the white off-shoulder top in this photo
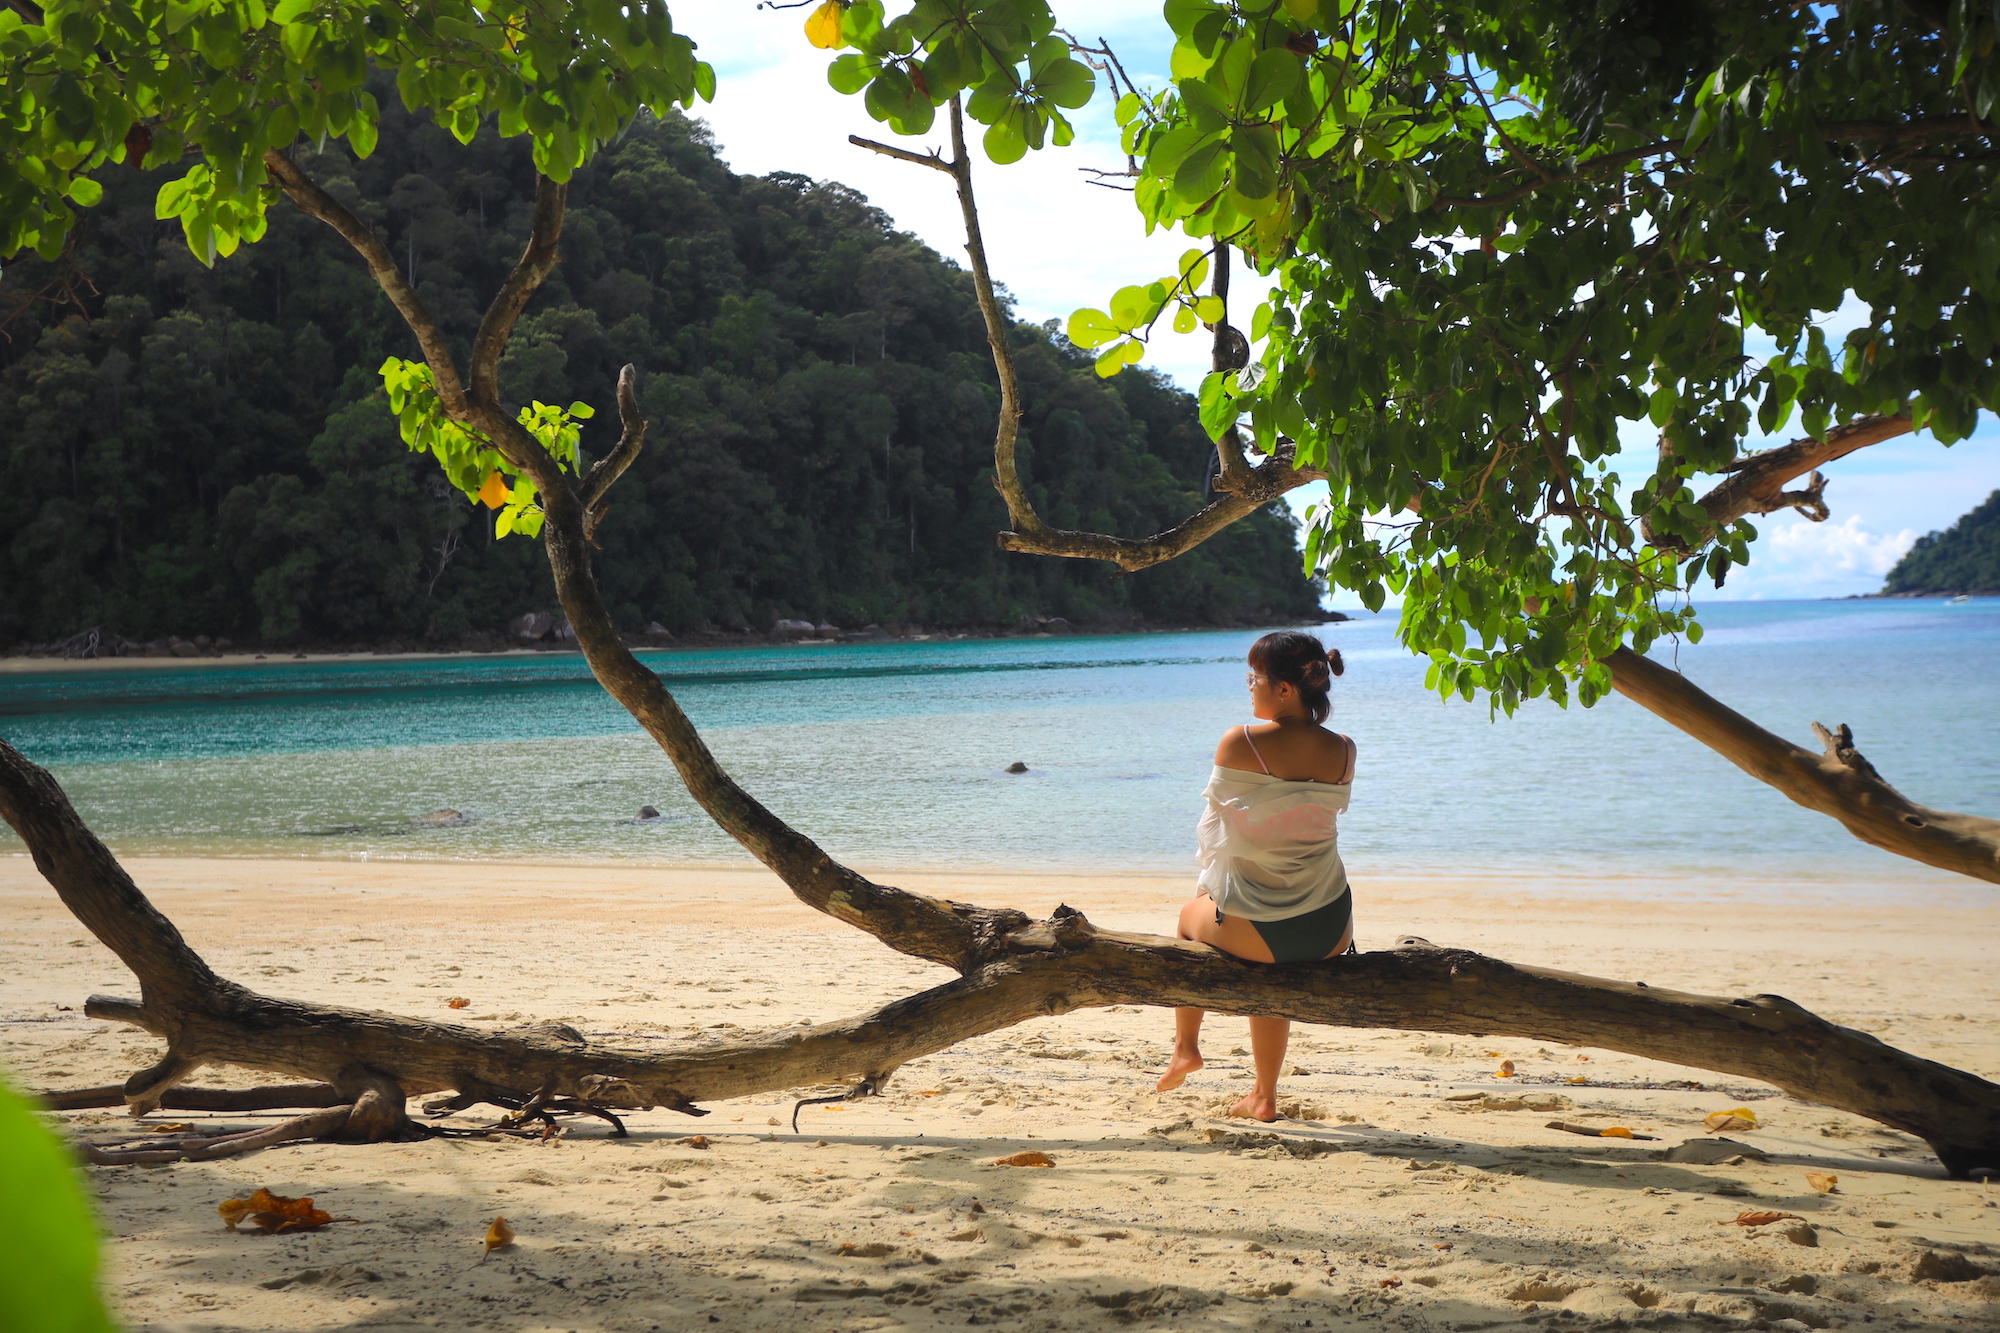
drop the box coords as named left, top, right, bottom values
left=1196, top=765, right=1351, bottom=922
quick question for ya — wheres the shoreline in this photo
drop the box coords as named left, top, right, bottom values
left=8, top=856, right=1998, bottom=1331
left=0, top=616, right=1360, bottom=676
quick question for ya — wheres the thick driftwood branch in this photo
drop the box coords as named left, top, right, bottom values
left=470, top=174, right=566, bottom=403
left=1645, top=413, right=1914, bottom=552
left=1607, top=648, right=2000, bottom=884
left=262, top=150, right=468, bottom=413
left=7, top=751, right=1993, bottom=1176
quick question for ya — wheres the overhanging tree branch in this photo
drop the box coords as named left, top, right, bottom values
left=853, top=104, right=1324, bottom=575
left=1644, top=412, right=1915, bottom=551
left=1606, top=647, right=2000, bottom=884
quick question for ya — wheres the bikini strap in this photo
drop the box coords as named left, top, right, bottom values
left=1241, top=725, right=1272, bottom=775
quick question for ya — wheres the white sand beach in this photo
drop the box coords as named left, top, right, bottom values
left=5, top=856, right=1999, bottom=1332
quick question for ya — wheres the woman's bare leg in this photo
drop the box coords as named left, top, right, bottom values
left=1156, top=1005, right=1205, bottom=1091
left=1230, top=1016, right=1289, bottom=1121
left=1157, top=894, right=1275, bottom=1092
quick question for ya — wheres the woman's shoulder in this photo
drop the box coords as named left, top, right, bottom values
left=1214, top=725, right=1260, bottom=769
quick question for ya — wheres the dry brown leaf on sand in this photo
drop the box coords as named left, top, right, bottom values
left=1380, top=1277, right=1403, bottom=1289
left=218, top=1188, right=335, bottom=1233
left=447, top=997, right=471, bottom=1009
left=1805, top=1171, right=1839, bottom=1194
left=484, top=1217, right=515, bottom=1253
left=1704, top=1108, right=1759, bottom=1132
left=994, top=1151, right=1055, bottom=1168
left=679, top=1135, right=711, bottom=1150
left=1725, top=1211, right=1803, bottom=1227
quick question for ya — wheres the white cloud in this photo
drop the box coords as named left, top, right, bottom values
left=1717, top=513, right=1916, bottom=599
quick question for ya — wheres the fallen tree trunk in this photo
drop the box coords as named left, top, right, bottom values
left=6, top=741, right=1998, bottom=1177
left=1607, top=648, right=2000, bottom=883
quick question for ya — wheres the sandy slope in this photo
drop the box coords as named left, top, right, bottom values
left=4, top=856, right=1998, bottom=1333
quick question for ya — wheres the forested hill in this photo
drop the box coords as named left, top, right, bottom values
left=1882, top=489, right=2000, bottom=595
left=0, top=105, right=1321, bottom=649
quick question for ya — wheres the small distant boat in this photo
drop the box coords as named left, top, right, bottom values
left=1949, top=594, right=1971, bottom=604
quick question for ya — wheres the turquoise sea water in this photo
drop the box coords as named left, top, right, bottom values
left=2, top=598, right=1995, bottom=891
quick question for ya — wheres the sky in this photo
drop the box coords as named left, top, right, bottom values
left=668, top=0, right=1999, bottom=604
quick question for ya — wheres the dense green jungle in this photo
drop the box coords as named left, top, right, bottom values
left=1883, top=488, right=2000, bottom=595
left=0, top=104, right=1323, bottom=650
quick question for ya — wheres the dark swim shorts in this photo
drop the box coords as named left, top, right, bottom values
left=1248, top=891, right=1354, bottom=964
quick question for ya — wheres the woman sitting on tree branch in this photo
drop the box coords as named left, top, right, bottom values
left=1158, top=632, right=1358, bottom=1121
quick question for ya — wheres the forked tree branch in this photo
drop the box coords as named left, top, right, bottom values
left=1645, top=412, right=1915, bottom=552
left=470, top=175, right=567, bottom=403
left=262, top=150, right=469, bottom=414
left=579, top=364, right=646, bottom=542
left=1606, top=648, right=2000, bottom=884
left=853, top=103, right=1325, bottom=575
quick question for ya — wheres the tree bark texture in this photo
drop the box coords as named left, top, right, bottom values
left=1607, top=648, right=2000, bottom=883
left=6, top=740, right=1999, bottom=1177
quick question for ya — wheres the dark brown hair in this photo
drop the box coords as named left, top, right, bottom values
left=1248, top=630, right=1345, bottom=724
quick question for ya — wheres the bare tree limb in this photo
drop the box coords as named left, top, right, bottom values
left=262, top=150, right=469, bottom=414
left=1645, top=413, right=1915, bottom=552
left=579, top=364, right=646, bottom=543
left=852, top=103, right=1323, bottom=575
left=1606, top=647, right=2000, bottom=885
left=469, top=175, right=567, bottom=404
left=848, top=135, right=955, bottom=175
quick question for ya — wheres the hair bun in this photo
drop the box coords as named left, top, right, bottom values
left=1326, top=648, right=1345, bottom=678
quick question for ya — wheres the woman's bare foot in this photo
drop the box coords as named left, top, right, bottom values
left=1155, top=1050, right=1204, bottom=1092
left=1228, top=1089, right=1281, bottom=1122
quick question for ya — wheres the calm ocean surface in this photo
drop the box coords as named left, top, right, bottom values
left=2, top=599, right=1995, bottom=894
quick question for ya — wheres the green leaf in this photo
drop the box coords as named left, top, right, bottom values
left=1032, top=57, right=1095, bottom=109
left=1067, top=307, right=1120, bottom=348
left=1173, top=138, right=1229, bottom=202
left=1094, top=341, right=1130, bottom=377
left=983, top=115, right=1028, bottom=165
left=828, top=53, right=878, bottom=96
left=65, top=175, right=103, bottom=207
left=1242, top=47, right=1302, bottom=115
left=271, top=0, right=313, bottom=21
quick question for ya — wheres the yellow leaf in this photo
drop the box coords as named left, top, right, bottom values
left=803, top=0, right=843, bottom=48
left=1599, top=1127, right=1634, bottom=1138
left=485, top=1216, right=515, bottom=1252
left=1805, top=1171, right=1839, bottom=1194
left=1704, top=1108, right=1758, bottom=1132
left=1566, top=1076, right=1588, bottom=1084
left=477, top=470, right=510, bottom=509
left=1495, top=1060, right=1515, bottom=1078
